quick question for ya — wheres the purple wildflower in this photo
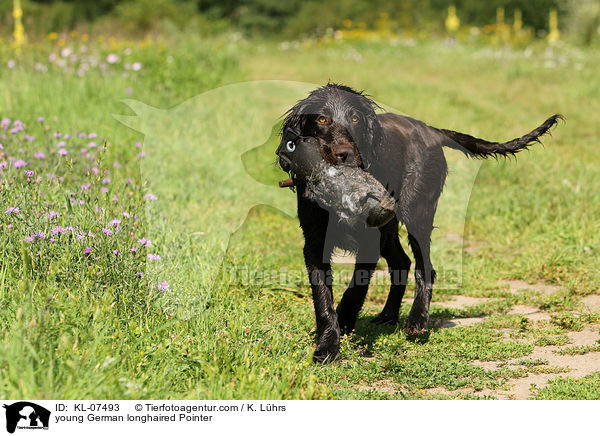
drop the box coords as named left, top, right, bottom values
left=24, top=170, right=34, bottom=178
left=84, top=247, right=92, bottom=254
left=145, top=193, right=157, bottom=201
left=88, top=133, right=98, bottom=139
left=102, top=178, right=111, bottom=184
left=31, top=231, right=45, bottom=240
left=157, top=281, right=170, bottom=291
left=58, top=148, right=68, bottom=156
left=24, top=236, right=34, bottom=242
left=130, top=246, right=138, bottom=253
left=109, top=219, right=121, bottom=226
left=81, top=183, right=91, bottom=191
left=122, top=211, right=130, bottom=218
left=51, top=226, right=66, bottom=235
left=100, top=187, right=108, bottom=194
left=5, top=207, right=20, bottom=214
left=137, top=238, right=152, bottom=247
left=47, top=211, right=60, bottom=220
left=147, top=254, right=161, bottom=261
left=102, top=228, right=113, bottom=236
left=37, top=117, right=45, bottom=122
left=35, top=151, right=46, bottom=159
left=88, top=141, right=97, bottom=148
left=13, top=160, right=27, bottom=168
left=114, top=249, right=121, bottom=256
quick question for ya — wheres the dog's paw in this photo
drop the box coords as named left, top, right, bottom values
left=313, top=346, right=340, bottom=363
left=371, top=311, right=399, bottom=326
left=404, top=313, right=429, bottom=335
left=313, top=328, right=340, bottom=363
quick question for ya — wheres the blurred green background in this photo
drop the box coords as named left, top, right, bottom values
left=1, top=0, right=599, bottom=45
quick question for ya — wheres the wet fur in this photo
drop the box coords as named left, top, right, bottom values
left=276, top=83, right=561, bottom=363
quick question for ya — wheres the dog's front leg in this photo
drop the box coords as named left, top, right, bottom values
left=298, top=195, right=339, bottom=362
left=304, top=248, right=340, bottom=362
left=302, top=229, right=339, bottom=362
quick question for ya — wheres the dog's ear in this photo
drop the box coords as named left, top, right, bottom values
left=278, top=99, right=309, bottom=151
left=356, top=110, right=383, bottom=169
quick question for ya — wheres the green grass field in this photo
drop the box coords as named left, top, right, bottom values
left=1, top=34, right=599, bottom=399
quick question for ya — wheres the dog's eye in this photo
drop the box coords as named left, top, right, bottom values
left=317, top=115, right=329, bottom=125
left=286, top=141, right=296, bottom=152
left=351, top=115, right=359, bottom=124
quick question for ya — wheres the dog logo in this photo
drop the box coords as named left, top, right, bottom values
left=3, top=402, right=50, bottom=433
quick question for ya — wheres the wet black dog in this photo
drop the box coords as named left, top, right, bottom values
left=276, top=83, right=560, bottom=362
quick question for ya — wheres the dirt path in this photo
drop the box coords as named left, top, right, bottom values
left=332, top=249, right=599, bottom=399
left=437, top=280, right=600, bottom=399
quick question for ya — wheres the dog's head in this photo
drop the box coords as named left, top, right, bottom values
left=276, top=83, right=382, bottom=173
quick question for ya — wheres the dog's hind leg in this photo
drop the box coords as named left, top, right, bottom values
left=405, top=214, right=435, bottom=334
left=372, top=220, right=411, bottom=326
left=405, top=227, right=436, bottom=335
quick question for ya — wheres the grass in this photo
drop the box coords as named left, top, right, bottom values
left=1, top=33, right=599, bottom=399
left=533, top=372, right=600, bottom=400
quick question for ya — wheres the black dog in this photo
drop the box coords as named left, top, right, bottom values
left=276, top=83, right=560, bottom=362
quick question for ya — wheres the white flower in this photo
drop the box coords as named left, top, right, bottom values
left=106, top=53, right=120, bottom=64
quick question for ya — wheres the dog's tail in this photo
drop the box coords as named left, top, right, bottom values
left=439, top=114, right=562, bottom=158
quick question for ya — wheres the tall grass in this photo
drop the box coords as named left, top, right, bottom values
left=1, top=33, right=599, bottom=399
